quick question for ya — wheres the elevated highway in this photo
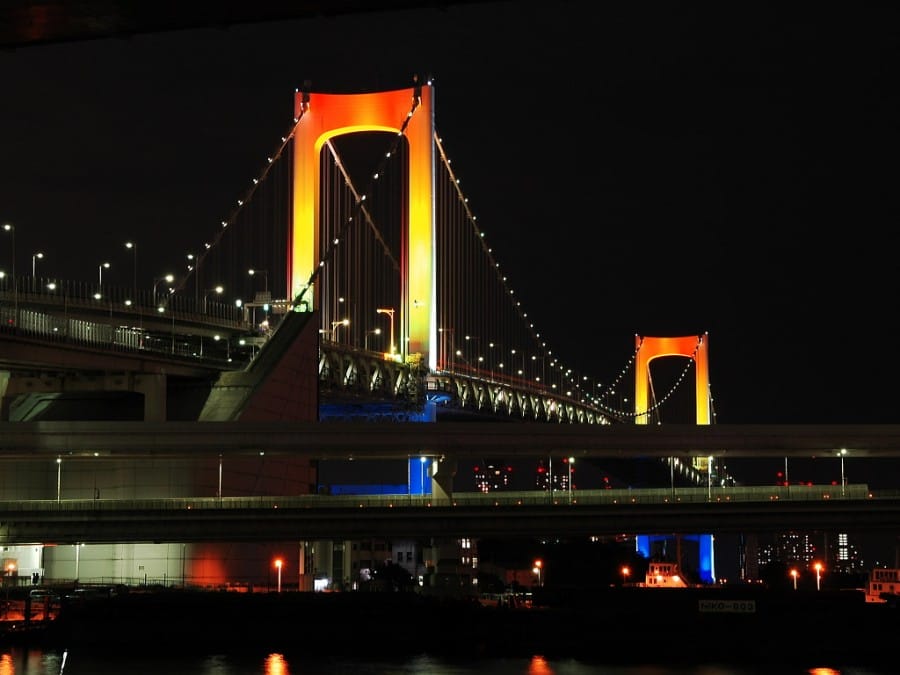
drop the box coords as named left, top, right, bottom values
left=4, top=421, right=900, bottom=460
left=0, top=485, right=892, bottom=545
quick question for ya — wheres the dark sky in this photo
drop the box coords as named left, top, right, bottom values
left=2, top=1, right=899, bottom=431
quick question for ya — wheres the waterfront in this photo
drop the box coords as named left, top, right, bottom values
left=2, top=587, right=898, bottom=673
left=0, top=649, right=895, bottom=674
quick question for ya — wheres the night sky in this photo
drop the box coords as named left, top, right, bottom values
left=2, top=6, right=899, bottom=430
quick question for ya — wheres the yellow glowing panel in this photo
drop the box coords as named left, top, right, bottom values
left=291, top=85, right=434, bottom=364
left=634, top=333, right=710, bottom=425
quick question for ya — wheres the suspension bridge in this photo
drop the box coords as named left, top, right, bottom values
left=0, top=80, right=708, bottom=429
left=0, top=80, right=795, bottom=588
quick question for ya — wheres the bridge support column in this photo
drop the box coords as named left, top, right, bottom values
left=0, top=371, right=9, bottom=421
left=135, top=374, right=167, bottom=422
left=431, top=456, right=457, bottom=504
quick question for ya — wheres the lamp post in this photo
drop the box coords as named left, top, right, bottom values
left=568, top=456, right=575, bottom=503
left=125, top=241, right=137, bottom=301
left=95, top=262, right=110, bottom=299
left=274, top=558, right=283, bottom=593
left=331, top=318, right=349, bottom=342
left=56, top=457, right=62, bottom=502
left=2, top=224, right=15, bottom=319
left=32, top=252, right=43, bottom=289
left=248, top=268, right=269, bottom=294
left=464, top=335, right=481, bottom=373
left=420, top=456, right=428, bottom=495
left=2, top=223, right=13, bottom=278
left=790, top=568, right=799, bottom=590
left=511, top=348, right=526, bottom=379
left=153, top=274, right=175, bottom=306
left=814, top=562, right=823, bottom=591
left=532, top=559, right=543, bottom=588
left=365, top=327, right=381, bottom=351
left=203, top=285, right=224, bottom=314
left=621, top=565, right=630, bottom=586
left=531, top=355, right=546, bottom=388
left=376, top=308, right=396, bottom=355
left=839, top=448, right=847, bottom=496
left=439, top=327, right=454, bottom=371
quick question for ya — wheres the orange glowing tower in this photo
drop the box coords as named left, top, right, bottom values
left=633, top=332, right=710, bottom=426
left=634, top=332, right=716, bottom=583
left=290, top=82, right=435, bottom=366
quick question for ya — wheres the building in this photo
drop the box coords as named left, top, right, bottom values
left=474, top=461, right=513, bottom=492
left=534, top=458, right=572, bottom=492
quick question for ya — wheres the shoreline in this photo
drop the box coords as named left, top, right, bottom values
left=4, top=586, right=897, bottom=665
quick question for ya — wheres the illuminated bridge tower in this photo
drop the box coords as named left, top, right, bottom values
left=288, top=82, right=453, bottom=502
left=633, top=333, right=716, bottom=584
left=290, top=81, right=436, bottom=369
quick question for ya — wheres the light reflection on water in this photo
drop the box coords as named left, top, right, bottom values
left=0, top=648, right=891, bottom=675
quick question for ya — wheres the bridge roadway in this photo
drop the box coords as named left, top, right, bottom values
left=4, top=423, right=900, bottom=545
left=4, top=421, right=900, bottom=459
left=0, top=485, right=896, bottom=546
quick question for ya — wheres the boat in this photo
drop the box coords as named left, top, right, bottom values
left=865, top=567, right=900, bottom=603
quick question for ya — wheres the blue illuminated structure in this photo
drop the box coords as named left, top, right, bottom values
left=324, top=457, right=431, bottom=496
left=636, top=534, right=715, bottom=584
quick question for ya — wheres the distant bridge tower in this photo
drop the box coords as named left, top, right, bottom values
left=633, top=332, right=715, bottom=584
left=290, top=82, right=436, bottom=369
left=633, top=333, right=711, bottom=426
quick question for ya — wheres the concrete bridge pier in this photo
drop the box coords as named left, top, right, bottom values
left=0, top=371, right=10, bottom=421
left=431, top=455, right=457, bottom=504
left=134, top=373, right=167, bottom=422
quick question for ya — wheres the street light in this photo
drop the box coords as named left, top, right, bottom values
left=274, top=558, right=283, bottom=593
left=2, top=224, right=15, bottom=319
left=814, top=561, right=823, bottom=591
left=532, top=559, right=543, bottom=587
left=153, top=274, right=175, bottom=306
left=511, top=348, right=526, bottom=377
left=365, top=327, right=381, bottom=351
left=2, top=223, right=13, bottom=275
left=95, top=262, right=110, bottom=299
left=839, top=447, right=848, bottom=496
left=531, top=355, right=546, bottom=387
left=621, top=565, right=631, bottom=586
left=439, top=327, right=455, bottom=371
left=203, top=285, right=224, bottom=313
left=331, top=318, right=349, bottom=342
left=32, top=252, right=44, bottom=287
left=464, top=335, right=481, bottom=373
left=790, top=568, right=799, bottom=590
left=376, top=308, right=396, bottom=355
left=248, top=268, right=269, bottom=294
left=420, top=456, right=428, bottom=495
left=568, top=456, right=575, bottom=503
left=125, top=241, right=137, bottom=301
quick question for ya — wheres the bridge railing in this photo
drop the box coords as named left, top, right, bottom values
left=0, top=276, right=249, bottom=325
left=0, top=484, right=875, bottom=512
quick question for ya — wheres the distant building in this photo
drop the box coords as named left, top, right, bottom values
left=534, top=458, right=573, bottom=492
left=474, top=461, right=513, bottom=492
left=829, top=531, right=864, bottom=573
left=755, top=530, right=864, bottom=578
left=758, top=532, right=817, bottom=568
